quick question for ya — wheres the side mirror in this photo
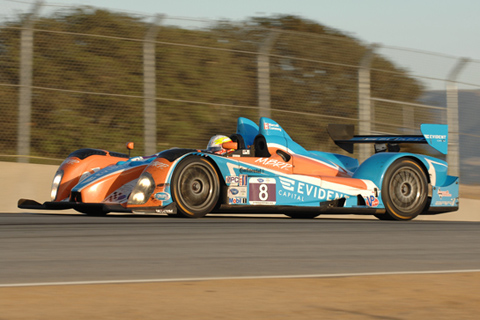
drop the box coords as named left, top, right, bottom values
left=126, top=142, right=134, bottom=157
left=222, top=141, right=238, bottom=150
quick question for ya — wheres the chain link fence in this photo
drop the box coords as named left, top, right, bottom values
left=1, top=1, right=479, bottom=185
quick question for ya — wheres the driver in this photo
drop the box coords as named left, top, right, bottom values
left=207, top=135, right=235, bottom=156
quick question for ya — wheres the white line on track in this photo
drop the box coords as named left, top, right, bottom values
left=1, top=269, right=480, bottom=288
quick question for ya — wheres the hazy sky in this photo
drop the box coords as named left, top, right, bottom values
left=3, top=0, right=479, bottom=89
left=3, top=0, right=478, bottom=59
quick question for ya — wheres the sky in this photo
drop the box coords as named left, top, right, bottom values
left=3, top=0, right=479, bottom=59
left=2, top=0, right=480, bottom=88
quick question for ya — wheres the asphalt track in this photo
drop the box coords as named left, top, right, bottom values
left=1, top=212, right=480, bottom=285
left=2, top=212, right=480, bottom=319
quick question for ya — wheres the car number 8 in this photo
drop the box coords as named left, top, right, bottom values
left=248, top=178, right=276, bottom=204
left=259, top=183, right=268, bottom=201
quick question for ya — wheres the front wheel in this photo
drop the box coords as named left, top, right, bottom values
left=376, top=158, right=428, bottom=221
left=171, top=156, right=220, bottom=218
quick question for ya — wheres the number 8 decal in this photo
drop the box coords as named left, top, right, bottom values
left=248, top=178, right=276, bottom=205
left=259, top=183, right=268, bottom=201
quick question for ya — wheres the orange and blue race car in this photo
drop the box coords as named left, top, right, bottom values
left=18, top=117, right=459, bottom=220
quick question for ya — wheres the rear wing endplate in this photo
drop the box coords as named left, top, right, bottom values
left=327, top=124, right=448, bottom=154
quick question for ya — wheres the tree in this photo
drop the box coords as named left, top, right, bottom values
left=0, top=10, right=425, bottom=160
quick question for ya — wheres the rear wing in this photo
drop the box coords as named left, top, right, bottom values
left=327, top=124, right=448, bottom=154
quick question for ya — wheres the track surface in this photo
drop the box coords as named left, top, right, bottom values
left=1, top=212, right=480, bottom=285
left=2, top=212, right=480, bottom=319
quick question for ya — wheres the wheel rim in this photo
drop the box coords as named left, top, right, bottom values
left=389, top=167, right=425, bottom=212
left=177, top=163, right=215, bottom=212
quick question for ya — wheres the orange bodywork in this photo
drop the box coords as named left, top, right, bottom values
left=79, top=165, right=146, bottom=203
left=291, top=154, right=350, bottom=178
left=55, top=152, right=128, bottom=202
left=133, top=157, right=175, bottom=208
left=237, top=146, right=349, bottom=176
left=233, top=145, right=367, bottom=191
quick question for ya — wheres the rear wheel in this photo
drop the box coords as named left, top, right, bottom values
left=376, top=158, right=428, bottom=221
left=171, top=156, right=220, bottom=218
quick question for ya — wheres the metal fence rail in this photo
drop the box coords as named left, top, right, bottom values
left=1, top=0, right=479, bottom=184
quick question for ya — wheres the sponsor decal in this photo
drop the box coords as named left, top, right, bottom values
left=365, top=195, right=379, bottom=207
left=278, top=190, right=304, bottom=202
left=152, top=161, right=170, bottom=169
left=155, top=208, right=175, bottom=214
left=228, top=187, right=247, bottom=198
left=154, top=192, right=171, bottom=201
left=104, top=192, right=127, bottom=203
left=263, top=122, right=282, bottom=132
left=249, top=177, right=276, bottom=205
left=229, top=197, right=247, bottom=204
left=362, top=137, right=424, bottom=142
left=424, top=134, right=447, bottom=141
left=242, top=150, right=251, bottom=155
left=438, top=190, right=452, bottom=198
left=103, top=180, right=138, bottom=203
left=255, top=158, right=292, bottom=170
left=240, top=167, right=263, bottom=174
left=278, top=177, right=348, bottom=202
left=156, top=183, right=170, bottom=188
left=434, top=199, right=457, bottom=206
left=279, top=177, right=295, bottom=191
left=226, top=175, right=247, bottom=186
left=63, top=158, right=80, bottom=165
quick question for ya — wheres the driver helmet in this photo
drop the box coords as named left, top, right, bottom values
left=207, top=135, right=234, bottom=155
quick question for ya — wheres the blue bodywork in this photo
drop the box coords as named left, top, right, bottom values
left=148, top=117, right=458, bottom=213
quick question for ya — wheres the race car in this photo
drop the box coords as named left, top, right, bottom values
left=18, top=117, right=459, bottom=221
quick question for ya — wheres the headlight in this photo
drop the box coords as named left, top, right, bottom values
left=51, top=170, right=64, bottom=201
left=128, top=172, right=155, bottom=205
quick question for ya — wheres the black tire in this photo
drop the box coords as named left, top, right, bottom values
left=376, top=158, right=428, bottom=221
left=284, top=212, right=320, bottom=219
left=171, top=156, right=220, bottom=218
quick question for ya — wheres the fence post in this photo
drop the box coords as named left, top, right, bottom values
left=17, top=0, right=43, bottom=163
left=257, top=31, right=279, bottom=120
left=446, top=57, right=469, bottom=177
left=143, top=15, right=163, bottom=155
left=358, top=44, right=377, bottom=163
